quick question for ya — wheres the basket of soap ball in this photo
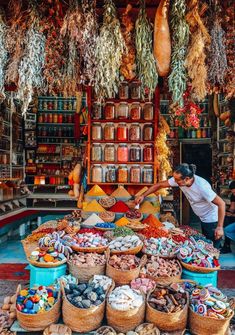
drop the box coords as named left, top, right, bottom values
left=96, top=326, right=117, bottom=335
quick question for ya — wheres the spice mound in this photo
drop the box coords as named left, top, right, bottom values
left=113, top=226, right=135, bottom=237
left=125, top=209, right=142, bottom=220
left=68, top=252, right=106, bottom=267
left=82, top=213, right=104, bottom=227
left=142, top=237, right=177, bottom=257
left=95, top=222, right=116, bottom=229
left=131, top=278, right=156, bottom=294
left=110, top=200, right=130, bottom=213
left=90, top=275, right=113, bottom=291
left=141, top=257, right=181, bottom=278
left=16, top=287, right=58, bottom=314
left=87, top=185, right=107, bottom=197
left=109, top=235, right=142, bottom=252
left=148, top=286, right=187, bottom=313
left=73, top=232, right=108, bottom=248
left=108, top=286, right=143, bottom=311
left=190, top=286, right=233, bottom=319
left=109, top=254, right=140, bottom=270
left=65, top=283, right=106, bottom=308
left=99, top=196, right=116, bottom=209
left=83, top=200, right=106, bottom=212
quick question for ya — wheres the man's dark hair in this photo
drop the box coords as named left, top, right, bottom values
left=174, top=163, right=197, bottom=179
left=229, top=181, right=235, bottom=190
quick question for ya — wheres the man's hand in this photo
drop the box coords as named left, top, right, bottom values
left=214, top=226, right=224, bottom=240
left=135, top=195, right=144, bottom=205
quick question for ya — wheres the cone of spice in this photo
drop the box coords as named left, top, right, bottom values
left=111, top=186, right=131, bottom=199
left=110, top=201, right=130, bottom=213
left=87, top=185, right=107, bottom=197
left=140, top=202, right=158, bottom=214
left=142, top=214, right=163, bottom=228
left=83, top=200, right=106, bottom=212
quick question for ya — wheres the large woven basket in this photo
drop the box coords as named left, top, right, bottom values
left=181, top=261, right=220, bottom=273
left=16, top=285, right=61, bottom=331
left=109, top=242, right=143, bottom=255
left=96, top=326, right=117, bottom=334
left=106, top=254, right=147, bottom=286
left=144, top=260, right=182, bottom=286
left=146, top=290, right=189, bottom=332
left=135, top=323, right=160, bottom=335
left=189, top=306, right=234, bottom=335
left=43, top=324, right=72, bottom=335
left=71, top=244, right=108, bottom=253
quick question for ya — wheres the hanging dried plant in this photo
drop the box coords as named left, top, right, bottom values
left=207, top=20, right=227, bottom=88
left=0, top=9, right=8, bottom=100
left=60, top=0, right=83, bottom=96
left=135, top=0, right=158, bottom=99
left=17, top=1, right=45, bottom=115
left=120, top=4, right=136, bottom=81
left=5, top=0, right=27, bottom=87
left=95, top=0, right=126, bottom=99
left=80, top=0, right=98, bottom=85
left=185, top=1, right=210, bottom=101
left=168, top=0, right=189, bottom=107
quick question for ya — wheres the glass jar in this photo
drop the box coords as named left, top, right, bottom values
left=130, top=165, right=141, bottom=183
left=130, top=144, right=141, bottom=162
left=143, top=144, right=154, bottom=162
left=129, top=123, right=141, bottom=141
left=117, top=165, right=128, bottom=183
left=117, top=102, right=129, bottom=119
left=119, top=81, right=129, bottom=99
left=104, top=102, right=115, bottom=120
left=91, top=123, right=102, bottom=140
left=106, top=165, right=116, bottom=183
left=92, top=102, right=102, bottom=120
left=104, top=144, right=115, bottom=162
left=91, top=164, right=103, bottom=183
left=143, top=102, right=154, bottom=121
left=143, top=165, right=154, bottom=184
left=104, top=123, right=115, bottom=141
left=130, top=81, right=141, bottom=99
left=38, top=114, right=43, bottom=123
left=117, top=144, right=128, bottom=162
left=53, top=113, right=58, bottom=123
left=130, top=102, right=142, bottom=120
left=91, top=144, right=102, bottom=162
left=117, top=123, right=128, bottom=141
left=143, top=124, right=154, bottom=141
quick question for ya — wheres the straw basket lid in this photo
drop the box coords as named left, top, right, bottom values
left=181, top=261, right=221, bottom=273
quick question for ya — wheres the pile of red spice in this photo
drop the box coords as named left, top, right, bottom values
left=109, top=201, right=130, bottom=213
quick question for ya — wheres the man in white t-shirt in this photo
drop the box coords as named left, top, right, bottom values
left=135, top=163, right=225, bottom=249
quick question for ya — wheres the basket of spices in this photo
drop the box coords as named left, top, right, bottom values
left=108, top=235, right=143, bottom=255
left=146, top=285, right=189, bottom=332
left=99, top=211, right=116, bottom=223
left=142, top=237, right=177, bottom=259
left=98, top=196, right=116, bottom=209
left=125, top=209, right=143, bottom=222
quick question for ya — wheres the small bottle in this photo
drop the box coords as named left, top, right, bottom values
left=191, top=129, right=196, bottom=139
left=197, top=128, right=201, bottom=138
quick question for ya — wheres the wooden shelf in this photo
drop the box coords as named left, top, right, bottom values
left=92, top=98, right=148, bottom=103
left=91, top=140, right=154, bottom=144
left=38, top=123, right=74, bottom=126
left=89, top=182, right=153, bottom=186
left=91, top=161, right=154, bottom=165
left=38, top=109, right=76, bottom=113
left=91, top=119, right=154, bottom=123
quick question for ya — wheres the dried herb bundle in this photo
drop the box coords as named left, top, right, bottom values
left=135, top=0, right=158, bottom=99
left=60, top=0, right=83, bottom=96
left=120, top=4, right=136, bottom=80
left=185, top=1, right=210, bottom=101
left=80, top=0, right=98, bottom=85
left=17, top=1, right=45, bottom=115
left=0, top=9, right=8, bottom=100
left=95, top=0, right=126, bottom=98
left=168, top=0, right=189, bottom=106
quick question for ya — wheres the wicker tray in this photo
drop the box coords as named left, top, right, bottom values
left=95, top=226, right=116, bottom=232
left=71, top=244, right=108, bottom=253
left=28, top=258, right=67, bottom=268
left=124, top=213, right=143, bottom=222
left=180, top=261, right=220, bottom=273
left=110, top=242, right=143, bottom=255
left=32, top=220, right=58, bottom=233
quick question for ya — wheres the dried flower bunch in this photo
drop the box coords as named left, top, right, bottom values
left=135, top=0, right=158, bottom=99
left=95, top=0, right=126, bottom=99
left=168, top=0, right=189, bottom=107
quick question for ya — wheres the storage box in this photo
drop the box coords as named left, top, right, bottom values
left=182, top=268, right=218, bottom=287
left=29, top=263, right=67, bottom=288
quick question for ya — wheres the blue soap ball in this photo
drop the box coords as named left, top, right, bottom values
left=22, top=308, right=28, bottom=313
left=17, top=296, right=25, bottom=303
left=53, top=291, right=58, bottom=299
left=28, top=289, right=36, bottom=295
left=25, top=300, right=34, bottom=310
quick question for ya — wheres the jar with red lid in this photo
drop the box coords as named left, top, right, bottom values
left=92, top=102, right=102, bottom=120
left=117, top=102, right=129, bottom=119
left=117, top=144, right=128, bottom=162
left=130, top=102, right=142, bottom=120
left=104, top=144, right=115, bottom=162
left=143, top=144, right=154, bottom=162
left=130, top=165, right=141, bottom=183
left=119, top=81, right=129, bottom=99
left=92, top=123, right=102, bottom=140
left=143, top=102, right=154, bottom=121
left=117, top=165, right=128, bottom=183
left=104, top=123, right=115, bottom=141
left=143, top=124, right=153, bottom=141
left=130, top=81, right=141, bottom=99
left=117, top=123, right=128, bottom=141
left=130, top=144, right=141, bottom=162
left=129, top=123, right=141, bottom=141
left=104, top=102, right=115, bottom=120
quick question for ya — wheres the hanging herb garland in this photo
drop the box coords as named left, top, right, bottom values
left=135, top=0, right=158, bottom=99
left=60, top=0, right=83, bottom=96
left=185, top=1, right=210, bottom=101
left=0, top=9, right=8, bottom=100
left=168, top=0, right=189, bottom=107
left=17, top=1, right=45, bottom=116
left=95, top=0, right=126, bottom=99
left=80, top=0, right=98, bottom=85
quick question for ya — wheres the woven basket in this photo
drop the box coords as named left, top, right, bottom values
left=181, top=261, right=220, bottom=273
left=106, top=255, right=147, bottom=286
left=71, top=244, right=108, bottom=253
left=126, top=223, right=146, bottom=232
left=143, top=250, right=176, bottom=259
left=28, top=258, right=67, bottom=268
left=146, top=290, right=189, bottom=332
left=68, top=252, right=107, bottom=283
left=110, top=242, right=143, bottom=255
left=96, top=326, right=117, bottom=334
left=16, top=285, right=61, bottom=331
left=106, top=290, right=145, bottom=333
left=124, top=213, right=143, bottom=222
left=98, top=197, right=116, bottom=209
left=21, top=239, right=38, bottom=259
left=61, top=284, right=106, bottom=332
left=99, top=211, right=116, bottom=223
left=32, top=220, right=58, bottom=233
left=189, top=306, right=234, bottom=335
left=135, top=323, right=160, bottom=335
left=144, top=260, right=182, bottom=286
left=43, top=324, right=72, bottom=335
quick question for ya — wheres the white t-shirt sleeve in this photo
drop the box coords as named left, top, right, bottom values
left=200, top=183, right=217, bottom=202
left=168, top=177, right=178, bottom=187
